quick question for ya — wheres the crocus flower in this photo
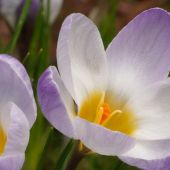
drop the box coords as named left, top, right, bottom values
left=0, top=0, right=63, bottom=27
left=38, top=8, right=170, bottom=170
left=0, top=54, right=36, bottom=170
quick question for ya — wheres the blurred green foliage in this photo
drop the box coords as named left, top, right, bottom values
left=78, top=154, right=138, bottom=170
left=99, top=0, right=119, bottom=48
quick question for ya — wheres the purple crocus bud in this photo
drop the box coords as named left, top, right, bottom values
left=0, top=54, right=36, bottom=170
left=38, top=8, right=170, bottom=170
left=16, top=0, right=40, bottom=22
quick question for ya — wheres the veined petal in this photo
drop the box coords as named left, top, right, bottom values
left=106, top=8, right=170, bottom=99
left=38, top=66, right=76, bottom=139
left=120, top=139, right=170, bottom=170
left=0, top=154, right=24, bottom=170
left=57, top=13, right=107, bottom=107
left=128, top=78, right=170, bottom=140
left=2, top=102, right=29, bottom=155
left=0, top=54, right=36, bottom=127
left=75, top=117, right=135, bottom=155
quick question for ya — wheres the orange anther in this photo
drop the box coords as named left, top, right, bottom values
left=100, top=103, right=111, bottom=124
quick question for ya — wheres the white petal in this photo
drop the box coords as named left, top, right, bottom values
left=119, top=139, right=170, bottom=169
left=128, top=79, right=170, bottom=140
left=2, top=102, right=29, bottom=155
left=57, top=13, right=107, bottom=106
left=121, top=139, right=170, bottom=160
left=75, top=117, right=135, bottom=155
left=106, top=8, right=170, bottom=100
left=120, top=156, right=170, bottom=170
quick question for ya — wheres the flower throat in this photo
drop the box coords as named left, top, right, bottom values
left=78, top=92, right=137, bottom=136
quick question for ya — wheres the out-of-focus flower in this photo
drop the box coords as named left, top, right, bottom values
left=43, top=0, right=63, bottom=23
left=0, top=0, right=21, bottom=27
left=38, top=8, right=170, bottom=170
left=0, top=54, right=36, bottom=170
left=0, top=0, right=63, bottom=27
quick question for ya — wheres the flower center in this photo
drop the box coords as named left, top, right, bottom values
left=0, top=126, right=6, bottom=155
left=78, top=92, right=137, bottom=136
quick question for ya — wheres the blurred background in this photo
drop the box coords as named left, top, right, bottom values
left=0, top=0, right=170, bottom=170
left=1, top=0, right=170, bottom=62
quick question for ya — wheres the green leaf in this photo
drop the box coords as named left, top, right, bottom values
left=37, top=127, right=54, bottom=170
left=22, top=1, right=51, bottom=169
left=22, top=105, right=51, bottom=170
left=4, top=0, right=32, bottom=53
left=54, top=139, right=77, bottom=170
left=77, top=154, right=139, bottom=170
left=24, top=2, right=45, bottom=77
left=99, top=0, right=119, bottom=47
left=25, top=0, right=50, bottom=84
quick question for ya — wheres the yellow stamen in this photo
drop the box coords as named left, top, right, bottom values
left=78, top=141, right=93, bottom=154
left=94, top=107, right=103, bottom=123
left=102, top=109, right=122, bottom=125
left=79, top=141, right=84, bottom=152
left=102, top=107, right=137, bottom=135
left=78, top=92, right=137, bottom=136
left=0, top=126, right=6, bottom=155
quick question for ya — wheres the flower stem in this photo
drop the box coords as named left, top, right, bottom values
left=54, top=139, right=82, bottom=170
left=37, top=127, right=54, bottom=170
left=65, top=149, right=84, bottom=170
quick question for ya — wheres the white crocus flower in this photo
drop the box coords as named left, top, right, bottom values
left=0, top=54, right=36, bottom=170
left=38, top=8, right=170, bottom=170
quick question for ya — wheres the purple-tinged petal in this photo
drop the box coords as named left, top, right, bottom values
left=0, top=154, right=24, bottom=170
left=120, top=156, right=170, bottom=170
left=120, top=139, right=170, bottom=170
left=106, top=8, right=170, bottom=99
left=0, top=102, right=29, bottom=170
left=75, top=117, right=135, bottom=155
left=57, top=13, right=107, bottom=107
left=38, top=66, right=76, bottom=139
left=2, top=102, right=29, bottom=155
left=16, top=0, right=40, bottom=20
left=121, top=139, right=170, bottom=159
left=0, top=54, right=36, bottom=127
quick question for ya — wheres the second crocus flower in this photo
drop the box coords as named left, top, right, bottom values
left=0, top=54, right=36, bottom=170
